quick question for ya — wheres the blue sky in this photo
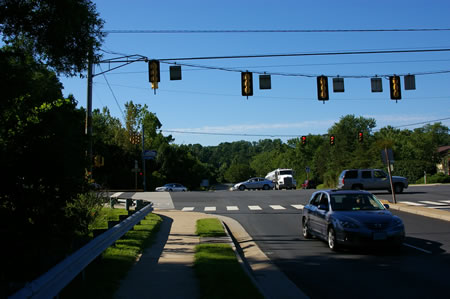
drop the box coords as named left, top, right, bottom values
left=60, top=0, right=450, bottom=146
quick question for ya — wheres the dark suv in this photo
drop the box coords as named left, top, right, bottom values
left=337, top=169, right=408, bottom=193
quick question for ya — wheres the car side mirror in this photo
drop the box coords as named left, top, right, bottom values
left=318, top=204, right=329, bottom=211
left=384, top=204, right=390, bottom=209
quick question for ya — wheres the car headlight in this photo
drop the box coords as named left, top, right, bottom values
left=339, top=220, right=359, bottom=229
left=391, top=217, right=403, bottom=227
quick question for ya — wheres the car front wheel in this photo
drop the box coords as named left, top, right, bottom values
left=263, top=184, right=270, bottom=190
left=302, top=219, right=312, bottom=239
left=328, top=227, right=339, bottom=251
left=394, top=184, right=404, bottom=194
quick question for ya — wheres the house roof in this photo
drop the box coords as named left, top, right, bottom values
left=437, top=145, right=450, bottom=154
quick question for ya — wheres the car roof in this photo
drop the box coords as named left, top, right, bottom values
left=314, top=189, right=373, bottom=195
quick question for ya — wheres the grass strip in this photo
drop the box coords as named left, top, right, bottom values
left=196, top=218, right=227, bottom=237
left=61, top=208, right=162, bottom=299
left=194, top=219, right=263, bottom=299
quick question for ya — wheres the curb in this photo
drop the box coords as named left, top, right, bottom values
left=387, top=203, right=450, bottom=222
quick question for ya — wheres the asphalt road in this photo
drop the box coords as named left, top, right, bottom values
left=167, top=185, right=450, bottom=299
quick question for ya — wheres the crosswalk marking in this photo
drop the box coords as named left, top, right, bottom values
left=182, top=207, right=195, bottom=211
left=227, top=206, right=239, bottom=211
left=399, top=201, right=425, bottom=206
left=440, top=200, right=450, bottom=203
left=204, top=206, right=216, bottom=212
left=248, top=205, right=262, bottom=210
left=419, top=201, right=447, bottom=205
left=270, top=205, right=286, bottom=210
left=291, top=204, right=304, bottom=210
left=110, top=192, right=123, bottom=198
left=431, top=206, right=450, bottom=209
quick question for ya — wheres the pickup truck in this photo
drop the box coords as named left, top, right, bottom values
left=337, top=169, right=408, bottom=193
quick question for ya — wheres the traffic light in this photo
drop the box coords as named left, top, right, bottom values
left=389, top=75, right=401, bottom=100
left=358, top=132, right=364, bottom=143
left=301, top=136, right=307, bottom=145
left=94, top=155, right=104, bottom=167
left=148, top=60, right=160, bottom=90
left=317, top=76, right=329, bottom=101
left=130, top=133, right=141, bottom=145
left=330, top=135, right=335, bottom=146
left=241, top=71, right=253, bottom=97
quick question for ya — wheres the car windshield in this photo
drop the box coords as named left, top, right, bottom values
left=330, top=194, right=385, bottom=211
left=279, top=170, right=292, bottom=175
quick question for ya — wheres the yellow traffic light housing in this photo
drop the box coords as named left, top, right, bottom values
left=241, top=71, right=253, bottom=98
left=317, top=76, right=329, bottom=102
left=148, top=60, right=160, bottom=92
left=389, top=75, right=401, bottom=100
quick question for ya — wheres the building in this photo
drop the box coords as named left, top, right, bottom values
left=437, top=146, right=450, bottom=175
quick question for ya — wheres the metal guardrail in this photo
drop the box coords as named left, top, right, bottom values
left=10, top=203, right=154, bottom=299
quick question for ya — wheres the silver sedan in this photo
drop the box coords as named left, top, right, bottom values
left=233, top=177, right=274, bottom=191
left=155, top=183, right=187, bottom=192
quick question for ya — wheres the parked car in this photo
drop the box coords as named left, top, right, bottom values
left=302, top=189, right=405, bottom=251
left=337, top=169, right=408, bottom=193
left=301, top=179, right=316, bottom=189
left=155, top=183, right=187, bottom=192
left=233, top=177, right=274, bottom=191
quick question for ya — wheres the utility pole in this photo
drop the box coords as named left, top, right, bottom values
left=86, top=53, right=93, bottom=175
left=84, top=54, right=148, bottom=181
left=142, top=124, right=147, bottom=192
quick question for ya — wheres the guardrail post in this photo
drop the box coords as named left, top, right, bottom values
left=136, top=199, right=144, bottom=210
left=125, top=199, right=132, bottom=210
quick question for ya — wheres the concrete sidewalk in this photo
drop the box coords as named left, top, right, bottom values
left=114, top=211, right=211, bottom=299
left=114, top=210, right=308, bottom=299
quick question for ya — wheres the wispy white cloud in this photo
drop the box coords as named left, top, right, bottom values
left=171, top=120, right=335, bottom=133
left=169, top=113, right=450, bottom=136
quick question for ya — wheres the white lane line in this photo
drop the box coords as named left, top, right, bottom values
left=182, top=207, right=195, bottom=211
left=430, top=206, right=450, bottom=209
left=291, top=204, right=304, bottom=210
left=110, top=192, right=123, bottom=198
left=419, top=201, right=447, bottom=205
left=204, top=206, right=216, bottom=212
left=440, top=200, right=450, bottom=203
left=227, top=206, right=239, bottom=211
left=248, top=205, right=262, bottom=210
left=399, top=201, right=425, bottom=206
left=270, top=205, right=286, bottom=210
left=403, top=243, right=432, bottom=254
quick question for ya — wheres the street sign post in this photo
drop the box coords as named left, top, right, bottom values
left=381, top=148, right=396, bottom=203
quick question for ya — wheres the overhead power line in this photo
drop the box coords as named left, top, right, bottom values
left=158, top=48, right=450, bottom=61
left=104, top=28, right=450, bottom=34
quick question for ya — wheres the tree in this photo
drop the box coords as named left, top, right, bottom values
left=0, top=0, right=105, bottom=75
left=224, top=162, right=254, bottom=183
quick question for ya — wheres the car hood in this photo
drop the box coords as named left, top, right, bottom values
left=333, top=210, right=394, bottom=223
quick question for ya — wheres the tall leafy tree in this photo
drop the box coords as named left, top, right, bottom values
left=0, top=0, right=105, bottom=75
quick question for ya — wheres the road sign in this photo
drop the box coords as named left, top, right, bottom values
left=305, top=167, right=310, bottom=173
left=143, top=150, right=157, bottom=160
left=381, top=149, right=394, bottom=165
